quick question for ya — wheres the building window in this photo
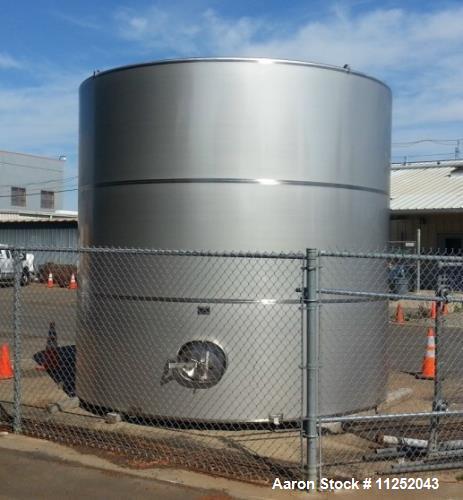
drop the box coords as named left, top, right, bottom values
left=11, top=187, right=26, bottom=207
left=41, top=190, right=55, bottom=210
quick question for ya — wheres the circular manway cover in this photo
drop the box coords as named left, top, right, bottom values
left=175, top=341, right=227, bottom=389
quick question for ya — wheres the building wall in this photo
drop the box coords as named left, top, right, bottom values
left=0, top=150, right=65, bottom=213
left=1, top=214, right=461, bottom=254
left=391, top=213, right=463, bottom=250
left=0, top=222, right=78, bottom=265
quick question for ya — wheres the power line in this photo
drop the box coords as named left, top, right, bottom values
left=0, top=159, right=64, bottom=173
left=0, top=176, right=78, bottom=190
left=391, top=152, right=456, bottom=160
left=0, top=187, right=77, bottom=199
left=392, top=138, right=463, bottom=147
left=0, top=182, right=78, bottom=197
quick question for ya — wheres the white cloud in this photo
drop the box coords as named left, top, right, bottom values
left=0, top=69, right=83, bottom=209
left=128, top=16, right=149, bottom=34
left=234, top=5, right=463, bottom=73
left=0, top=52, right=21, bottom=69
left=53, top=11, right=101, bottom=30
left=114, top=3, right=463, bottom=142
left=237, top=7, right=409, bottom=70
left=0, top=72, right=83, bottom=157
left=115, top=6, right=264, bottom=55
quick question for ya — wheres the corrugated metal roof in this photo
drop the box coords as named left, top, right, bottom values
left=391, top=159, right=463, bottom=169
left=0, top=149, right=65, bottom=163
left=391, top=162, right=463, bottom=212
left=0, top=213, right=77, bottom=223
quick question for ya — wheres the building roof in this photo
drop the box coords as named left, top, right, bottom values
left=391, top=160, right=463, bottom=213
left=0, top=210, right=77, bottom=223
left=0, top=149, right=66, bottom=163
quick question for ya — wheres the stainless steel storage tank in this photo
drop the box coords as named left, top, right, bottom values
left=77, top=58, right=391, bottom=421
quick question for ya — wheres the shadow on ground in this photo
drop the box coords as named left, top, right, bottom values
left=33, top=345, right=76, bottom=397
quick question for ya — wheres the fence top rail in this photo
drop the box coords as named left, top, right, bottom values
left=319, top=288, right=463, bottom=303
left=6, top=245, right=305, bottom=260
left=320, top=250, right=463, bottom=262
left=319, top=409, right=463, bottom=423
left=8, top=245, right=463, bottom=261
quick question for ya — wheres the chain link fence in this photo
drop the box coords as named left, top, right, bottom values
left=0, top=246, right=306, bottom=484
left=1, top=246, right=463, bottom=486
left=318, top=250, right=463, bottom=479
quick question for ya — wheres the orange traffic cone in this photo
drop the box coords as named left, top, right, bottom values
left=430, top=301, right=437, bottom=319
left=69, top=273, right=77, bottom=290
left=47, top=272, right=54, bottom=288
left=0, top=344, right=13, bottom=380
left=442, top=303, right=449, bottom=315
left=395, top=304, right=405, bottom=324
left=418, top=328, right=435, bottom=379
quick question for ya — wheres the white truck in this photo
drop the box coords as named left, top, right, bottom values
left=0, top=245, right=35, bottom=286
left=0, top=245, right=14, bottom=285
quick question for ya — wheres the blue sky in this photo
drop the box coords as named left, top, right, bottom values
left=1, top=0, right=462, bottom=210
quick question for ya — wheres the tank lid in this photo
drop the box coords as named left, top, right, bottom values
left=83, top=57, right=390, bottom=91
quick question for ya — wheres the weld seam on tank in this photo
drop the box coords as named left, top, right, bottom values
left=81, top=178, right=388, bottom=195
left=95, top=293, right=374, bottom=305
left=94, top=293, right=300, bottom=304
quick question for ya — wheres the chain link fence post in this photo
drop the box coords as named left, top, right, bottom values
left=12, top=249, right=23, bottom=433
left=428, top=262, right=446, bottom=453
left=416, top=228, right=421, bottom=292
left=304, top=248, right=320, bottom=489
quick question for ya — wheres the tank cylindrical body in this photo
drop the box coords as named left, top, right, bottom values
left=77, top=58, right=391, bottom=421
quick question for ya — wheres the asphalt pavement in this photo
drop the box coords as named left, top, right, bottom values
left=0, top=447, right=233, bottom=500
left=1, top=440, right=463, bottom=500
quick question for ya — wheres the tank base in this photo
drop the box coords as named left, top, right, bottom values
left=79, top=400, right=379, bottom=431
left=79, top=400, right=302, bottom=430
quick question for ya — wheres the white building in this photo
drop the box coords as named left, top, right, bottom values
left=0, top=150, right=77, bottom=249
left=0, top=150, right=67, bottom=215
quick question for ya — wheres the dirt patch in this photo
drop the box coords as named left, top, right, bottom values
left=20, top=419, right=302, bottom=485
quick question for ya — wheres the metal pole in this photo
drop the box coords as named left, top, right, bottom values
left=416, top=228, right=421, bottom=292
left=428, top=267, right=444, bottom=454
left=12, top=250, right=22, bottom=433
left=305, top=248, right=320, bottom=489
